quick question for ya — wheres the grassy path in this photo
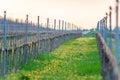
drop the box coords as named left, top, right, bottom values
left=4, top=37, right=102, bottom=80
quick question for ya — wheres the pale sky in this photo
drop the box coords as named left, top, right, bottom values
left=0, top=0, right=114, bottom=29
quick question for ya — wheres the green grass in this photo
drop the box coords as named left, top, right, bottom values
left=1, top=37, right=102, bottom=80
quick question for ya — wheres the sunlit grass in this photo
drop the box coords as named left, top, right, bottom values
left=1, top=37, right=102, bottom=80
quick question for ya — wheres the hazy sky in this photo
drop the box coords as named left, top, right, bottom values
left=0, top=0, right=114, bottom=29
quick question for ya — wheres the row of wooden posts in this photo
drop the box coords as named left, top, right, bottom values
left=96, top=0, right=120, bottom=79
left=0, top=11, right=82, bottom=76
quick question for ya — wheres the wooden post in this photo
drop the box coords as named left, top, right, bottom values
left=2, top=11, right=7, bottom=76
left=115, top=0, right=119, bottom=60
left=109, top=6, right=112, bottom=51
